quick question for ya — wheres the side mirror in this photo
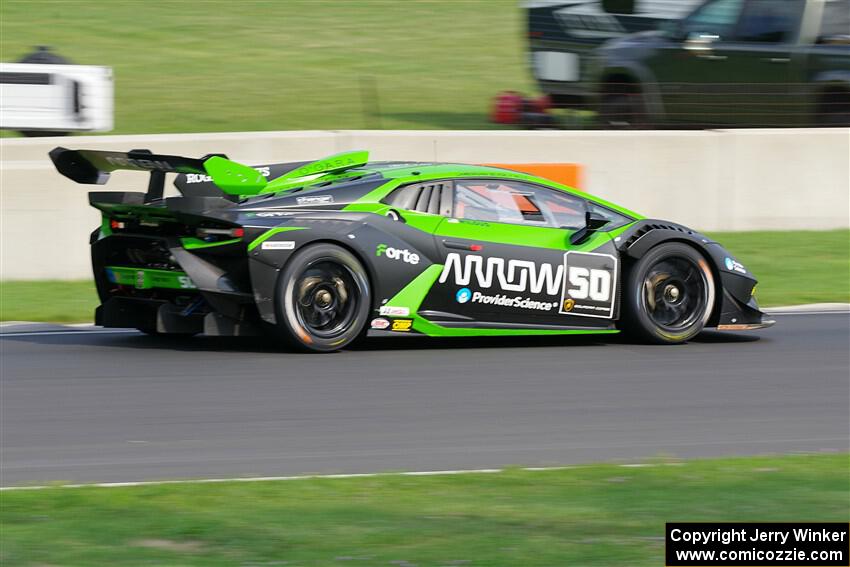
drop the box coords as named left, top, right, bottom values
left=570, top=211, right=610, bottom=245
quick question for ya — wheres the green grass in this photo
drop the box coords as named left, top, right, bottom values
left=1, top=230, right=847, bottom=323
left=706, top=229, right=850, bottom=307
left=0, top=280, right=97, bottom=323
left=0, top=0, right=532, bottom=134
left=1, top=454, right=847, bottom=566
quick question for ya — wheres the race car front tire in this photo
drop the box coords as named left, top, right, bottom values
left=621, top=242, right=715, bottom=344
left=274, top=243, right=371, bottom=352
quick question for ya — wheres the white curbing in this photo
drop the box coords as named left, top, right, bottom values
left=0, top=464, right=664, bottom=491
left=764, top=303, right=850, bottom=315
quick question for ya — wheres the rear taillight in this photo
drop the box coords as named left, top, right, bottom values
left=110, top=220, right=125, bottom=230
left=196, top=227, right=244, bottom=238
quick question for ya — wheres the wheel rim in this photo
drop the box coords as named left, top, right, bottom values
left=293, top=259, right=360, bottom=339
left=641, top=256, right=709, bottom=332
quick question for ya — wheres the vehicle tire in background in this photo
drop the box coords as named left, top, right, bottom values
left=597, top=87, right=648, bottom=129
left=275, top=243, right=371, bottom=352
left=620, top=243, right=715, bottom=344
left=816, top=88, right=850, bottom=126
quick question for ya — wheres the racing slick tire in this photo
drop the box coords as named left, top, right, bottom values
left=274, top=243, right=371, bottom=352
left=620, top=242, right=715, bottom=344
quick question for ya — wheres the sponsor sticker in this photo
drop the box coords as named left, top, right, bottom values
left=105, top=156, right=175, bottom=171
left=391, top=319, right=413, bottom=332
left=254, top=211, right=294, bottom=218
left=261, top=241, right=296, bottom=250
left=379, top=306, right=410, bottom=317
left=370, top=318, right=390, bottom=330
left=185, top=173, right=213, bottom=184
left=185, top=166, right=270, bottom=184
left=464, top=291, right=556, bottom=312
left=459, top=219, right=490, bottom=227
left=440, top=250, right=617, bottom=319
left=724, top=257, right=747, bottom=274
left=376, top=243, right=420, bottom=265
left=296, top=195, right=334, bottom=206
left=439, top=252, right=564, bottom=296
left=559, top=251, right=618, bottom=318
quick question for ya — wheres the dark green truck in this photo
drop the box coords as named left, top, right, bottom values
left=529, top=0, right=850, bottom=127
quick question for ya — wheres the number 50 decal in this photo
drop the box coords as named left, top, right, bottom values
left=560, top=251, right=618, bottom=318
left=567, top=267, right=611, bottom=301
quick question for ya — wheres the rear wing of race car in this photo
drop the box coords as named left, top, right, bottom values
left=49, top=147, right=268, bottom=201
left=50, top=147, right=372, bottom=201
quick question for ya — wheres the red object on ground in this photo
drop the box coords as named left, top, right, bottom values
left=490, top=91, right=525, bottom=124
left=532, top=94, right=552, bottom=113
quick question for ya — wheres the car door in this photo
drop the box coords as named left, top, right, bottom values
left=713, top=0, right=804, bottom=126
left=419, top=179, right=621, bottom=329
left=648, top=0, right=745, bottom=124
left=649, top=0, right=802, bottom=126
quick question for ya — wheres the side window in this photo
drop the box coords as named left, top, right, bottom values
left=588, top=202, right=633, bottom=230
left=454, top=180, right=587, bottom=229
left=734, top=0, right=803, bottom=43
left=681, top=0, right=745, bottom=40
left=382, top=181, right=452, bottom=216
left=818, top=0, right=850, bottom=40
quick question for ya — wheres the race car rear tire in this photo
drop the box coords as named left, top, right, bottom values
left=621, top=243, right=715, bottom=344
left=274, top=243, right=371, bottom=352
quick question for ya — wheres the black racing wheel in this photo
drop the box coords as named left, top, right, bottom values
left=621, top=242, right=716, bottom=344
left=275, top=243, right=371, bottom=352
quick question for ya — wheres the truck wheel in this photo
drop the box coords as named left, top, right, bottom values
left=816, top=89, right=850, bottom=127
left=621, top=243, right=715, bottom=344
left=598, top=91, right=648, bottom=129
left=275, top=243, right=371, bottom=352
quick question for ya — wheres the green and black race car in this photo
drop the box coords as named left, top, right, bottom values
left=50, top=147, right=774, bottom=352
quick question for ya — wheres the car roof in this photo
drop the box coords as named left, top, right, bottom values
left=349, top=161, right=523, bottom=180
left=253, top=157, right=640, bottom=219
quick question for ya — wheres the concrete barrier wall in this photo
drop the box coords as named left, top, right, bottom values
left=1, top=129, right=848, bottom=280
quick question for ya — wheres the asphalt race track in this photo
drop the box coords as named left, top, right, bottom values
left=1, top=313, right=848, bottom=487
